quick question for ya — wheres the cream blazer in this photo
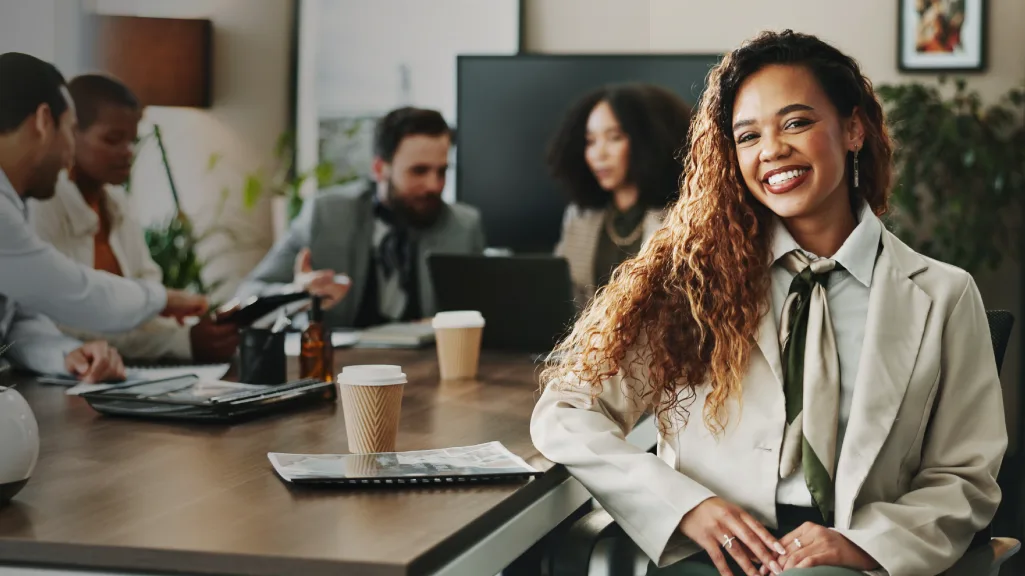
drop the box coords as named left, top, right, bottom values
left=30, top=176, right=193, bottom=360
left=554, top=205, right=664, bottom=306
left=531, top=229, right=1006, bottom=576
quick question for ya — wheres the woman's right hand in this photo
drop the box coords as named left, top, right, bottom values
left=679, top=497, right=786, bottom=576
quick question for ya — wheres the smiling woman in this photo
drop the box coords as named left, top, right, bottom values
left=531, top=30, right=1005, bottom=576
left=731, top=65, right=865, bottom=259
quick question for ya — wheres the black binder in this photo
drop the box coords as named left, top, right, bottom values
left=79, top=375, right=336, bottom=422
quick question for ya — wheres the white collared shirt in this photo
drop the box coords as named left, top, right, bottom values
left=30, top=175, right=192, bottom=360
left=0, top=167, right=166, bottom=336
left=772, top=201, right=882, bottom=507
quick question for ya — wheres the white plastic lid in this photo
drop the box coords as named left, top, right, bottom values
left=337, top=365, right=407, bottom=386
left=432, top=311, right=485, bottom=329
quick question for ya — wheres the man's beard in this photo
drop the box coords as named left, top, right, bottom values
left=23, top=153, right=64, bottom=200
left=385, top=179, right=443, bottom=229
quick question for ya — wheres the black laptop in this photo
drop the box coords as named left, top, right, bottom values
left=427, top=254, right=578, bottom=352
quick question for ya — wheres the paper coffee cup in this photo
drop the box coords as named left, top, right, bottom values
left=337, top=365, right=406, bottom=454
left=432, top=311, right=485, bottom=380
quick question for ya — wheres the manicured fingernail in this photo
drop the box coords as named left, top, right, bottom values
left=775, top=543, right=786, bottom=555
left=771, top=561, right=783, bottom=574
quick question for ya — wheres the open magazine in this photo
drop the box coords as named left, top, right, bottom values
left=268, top=441, right=541, bottom=487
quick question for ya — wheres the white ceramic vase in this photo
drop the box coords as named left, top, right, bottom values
left=0, top=377, right=39, bottom=506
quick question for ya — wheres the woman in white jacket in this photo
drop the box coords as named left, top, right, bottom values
left=531, top=30, right=1005, bottom=576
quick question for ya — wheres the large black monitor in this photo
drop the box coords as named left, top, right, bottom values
left=456, top=54, right=721, bottom=253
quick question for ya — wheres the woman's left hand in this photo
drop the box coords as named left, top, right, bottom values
left=775, top=522, right=880, bottom=572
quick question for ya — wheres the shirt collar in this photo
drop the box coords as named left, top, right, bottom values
left=770, top=200, right=882, bottom=287
left=0, top=166, right=27, bottom=219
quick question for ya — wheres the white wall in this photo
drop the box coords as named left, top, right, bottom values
left=526, top=0, right=1025, bottom=99
left=0, top=0, right=82, bottom=74
left=83, top=0, right=293, bottom=302
left=525, top=0, right=1025, bottom=449
left=295, top=0, right=519, bottom=213
left=310, top=0, right=519, bottom=120
left=0, top=0, right=57, bottom=60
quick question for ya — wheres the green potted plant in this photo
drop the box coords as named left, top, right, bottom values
left=237, top=131, right=358, bottom=222
left=877, top=77, right=1025, bottom=273
left=136, top=125, right=221, bottom=295
left=128, top=125, right=238, bottom=297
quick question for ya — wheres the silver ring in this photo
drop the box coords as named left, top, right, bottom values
left=794, top=538, right=802, bottom=549
left=722, top=534, right=736, bottom=549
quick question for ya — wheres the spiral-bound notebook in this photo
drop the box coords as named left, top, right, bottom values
left=268, top=441, right=540, bottom=487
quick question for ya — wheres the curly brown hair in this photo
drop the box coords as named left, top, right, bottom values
left=541, top=30, right=894, bottom=435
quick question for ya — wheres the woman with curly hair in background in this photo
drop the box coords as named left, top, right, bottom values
left=548, top=83, right=691, bottom=305
left=531, top=30, right=1004, bottom=576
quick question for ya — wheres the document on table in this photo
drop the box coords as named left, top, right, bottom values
left=37, top=363, right=232, bottom=396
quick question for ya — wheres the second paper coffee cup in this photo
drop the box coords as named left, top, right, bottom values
left=432, top=311, right=485, bottom=380
left=337, top=365, right=406, bottom=454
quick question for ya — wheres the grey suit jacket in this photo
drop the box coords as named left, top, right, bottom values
left=237, top=181, right=486, bottom=328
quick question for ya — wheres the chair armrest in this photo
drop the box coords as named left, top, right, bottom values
left=551, top=508, right=625, bottom=576
left=945, top=537, right=1021, bottom=576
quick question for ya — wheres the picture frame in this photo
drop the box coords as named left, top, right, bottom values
left=898, top=0, right=986, bottom=72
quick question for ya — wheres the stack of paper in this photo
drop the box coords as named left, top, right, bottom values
left=53, top=363, right=231, bottom=396
left=356, top=322, right=435, bottom=348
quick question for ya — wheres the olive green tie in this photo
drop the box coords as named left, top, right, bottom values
left=778, top=250, right=843, bottom=523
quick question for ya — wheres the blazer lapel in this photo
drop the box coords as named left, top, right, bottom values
left=340, top=191, right=375, bottom=325
left=833, top=231, right=931, bottom=528
left=754, top=304, right=785, bottom=390
left=579, top=210, right=602, bottom=290
left=416, top=211, right=451, bottom=315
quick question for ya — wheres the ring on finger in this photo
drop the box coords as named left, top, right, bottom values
left=722, top=534, right=736, bottom=549
left=793, top=538, right=802, bottom=549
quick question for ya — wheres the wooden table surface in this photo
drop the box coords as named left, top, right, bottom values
left=0, top=348, right=560, bottom=576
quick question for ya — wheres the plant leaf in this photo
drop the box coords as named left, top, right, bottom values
left=275, top=131, right=294, bottom=160
left=243, top=175, right=263, bottom=209
left=315, top=162, right=335, bottom=187
left=207, top=153, right=223, bottom=172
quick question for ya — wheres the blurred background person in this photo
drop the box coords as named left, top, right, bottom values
left=547, top=83, right=691, bottom=305
left=0, top=52, right=208, bottom=346
left=32, top=74, right=238, bottom=363
left=1, top=294, right=126, bottom=383
left=238, top=107, right=485, bottom=329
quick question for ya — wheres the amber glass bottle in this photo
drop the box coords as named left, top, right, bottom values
left=299, top=296, right=334, bottom=382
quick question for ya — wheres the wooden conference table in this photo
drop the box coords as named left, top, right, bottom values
left=0, top=347, right=656, bottom=576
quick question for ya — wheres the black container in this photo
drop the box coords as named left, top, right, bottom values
left=238, top=328, right=287, bottom=385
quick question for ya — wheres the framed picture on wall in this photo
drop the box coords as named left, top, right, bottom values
left=898, top=0, right=986, bottom=72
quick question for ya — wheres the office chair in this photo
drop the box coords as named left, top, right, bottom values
left=551, top=310, right=1020, bottom=576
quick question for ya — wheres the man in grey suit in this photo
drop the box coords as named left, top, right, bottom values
left=238, top=107, right=485, bottom=328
